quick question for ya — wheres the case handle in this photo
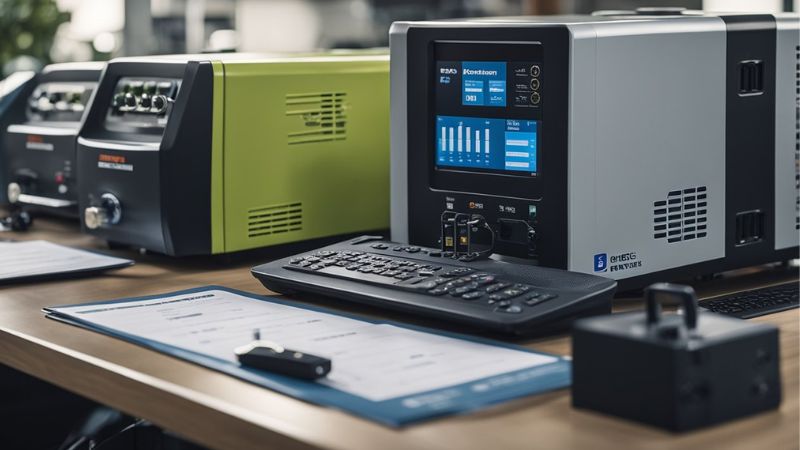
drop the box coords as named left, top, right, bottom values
left=644, top=283, right=698, bottom=330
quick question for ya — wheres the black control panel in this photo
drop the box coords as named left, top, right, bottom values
left=27, top=82, right=96, bottom=122
left=404, top=27, right=571, bottom=269
left=105, top=77, right=180, bottom=132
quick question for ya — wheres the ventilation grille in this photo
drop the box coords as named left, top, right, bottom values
left=794, top=45, right=799, bottom=230
left=653, top=187, right=708, bottom=243
left=247, top=202, right=302, bottom=238
left=286, top=92, right=347, bottom=145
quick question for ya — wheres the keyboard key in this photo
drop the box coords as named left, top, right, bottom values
left=496, top=305, right=523, bottom=314
left=461, top=291, right=484, bottom=300
left=500, top=288, right=526, bottom=299
left=525, top=293, right=557, bottom=306
left=451, top=284, right=478, bottom=296
left=486, top=283, right=510, bottom=293
left=443, top=279, right=467, bottom=290
left=428, top=287, right=448, bottom=296
left=476, top=275, right=496, bottom=285
left=394, top=273, right=414, bottom=280
left=488, top=294, right=508, bottom=302
left=415, top=280, right=439, bottom=290
left=418, top=270, right=435, bottom=277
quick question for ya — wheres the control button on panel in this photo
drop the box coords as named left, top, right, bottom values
left=530, top=65, right=541, bottom=77
left=139, top=94, right=152, bottom=109
left=151, top=95, right=168, bottom=113
left=124, top=92, right=137, bottom=107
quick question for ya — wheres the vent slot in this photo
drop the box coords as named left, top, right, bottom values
left=738, top=60, right=764, bottom=96
left=795, top=45, right=799, bottom=230
left=247, top=202, right=303, bottom=238
left=286, top=92, right=347, bottom=145
left=653, top=186, right=708, bottom=243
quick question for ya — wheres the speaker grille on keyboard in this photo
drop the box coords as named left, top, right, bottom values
left=653, top=186, right=708, bottom=243
left=794, top=45, right=799, bottom=230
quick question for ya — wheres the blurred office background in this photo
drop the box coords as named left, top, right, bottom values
left=0, top=0, right=797, bottom=77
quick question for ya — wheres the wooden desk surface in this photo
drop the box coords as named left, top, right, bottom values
left=1, top=218, right=798, bottom=450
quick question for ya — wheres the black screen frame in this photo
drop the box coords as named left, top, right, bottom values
left=405, top=25, right=571, bottom=269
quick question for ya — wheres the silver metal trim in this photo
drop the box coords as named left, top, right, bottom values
left=17, top=194, right=75, bottom=208
left=7, top=124, right=78, bottom=136
left=77, top=137, right=160, bottom=152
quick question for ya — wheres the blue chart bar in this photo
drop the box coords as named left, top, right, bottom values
left=436, top=115, right=537, bottom=173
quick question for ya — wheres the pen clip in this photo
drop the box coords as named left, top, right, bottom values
left=234, top=328, right=285, bottom=356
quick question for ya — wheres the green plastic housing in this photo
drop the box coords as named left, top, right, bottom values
left=209, top=54, right=390, bottom=254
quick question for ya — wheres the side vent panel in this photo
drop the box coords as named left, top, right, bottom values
left=653, top=186, right=708, bottom=243
left=247, top=202, right=303, bottom=238
left=795, top=45, right=799, bottom=231
left=286, top=92, right=347, bottom=145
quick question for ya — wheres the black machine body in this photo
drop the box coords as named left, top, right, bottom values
left=389, top=11, right=800, bottom=291
left=76, top=56, right=214, bottom=256
left=572, top=283, right=781, bottom=431
left=4, top=62, right=104, bottom=218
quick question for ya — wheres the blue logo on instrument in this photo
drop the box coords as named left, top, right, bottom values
left=593, top=253, right=608, bottom=272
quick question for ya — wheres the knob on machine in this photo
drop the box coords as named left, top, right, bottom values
left=151, top=95, right=168, bottom=113
left=84, top=193, right=122, bottom=230
left=7, top=182, right=22, bottom=204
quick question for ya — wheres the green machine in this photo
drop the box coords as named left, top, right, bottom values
left=76, top=52, right=389, bottom=256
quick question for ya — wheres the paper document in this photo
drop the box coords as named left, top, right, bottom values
left=0, top=240, right=132, bottom=282
left=48, top=289, right=557, bottom=401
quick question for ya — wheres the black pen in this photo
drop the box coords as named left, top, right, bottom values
left=235, top=329, right=332, bottom=380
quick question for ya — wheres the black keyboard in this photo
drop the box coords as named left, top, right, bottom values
left=251, top=236, right=617, bottom=335
left=699, top=281, right=799, bottom=319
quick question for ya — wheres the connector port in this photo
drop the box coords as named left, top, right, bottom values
left=735, top=210, right=765, bottom=246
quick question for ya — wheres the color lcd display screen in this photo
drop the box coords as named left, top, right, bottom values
left=435, top=116, right=538, bottom=173
left=434, top=58, right=541, bottom=176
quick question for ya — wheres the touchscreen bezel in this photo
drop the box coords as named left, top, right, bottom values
left=432, top=41, right=543, bottom=179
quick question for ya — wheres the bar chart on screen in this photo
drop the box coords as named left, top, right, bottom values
left=436, top=115, right=537, bottom=174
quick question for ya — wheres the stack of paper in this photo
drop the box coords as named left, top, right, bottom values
left=0, top=240, right=133, bottom=283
